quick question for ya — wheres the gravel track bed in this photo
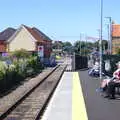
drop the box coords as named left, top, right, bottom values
left=1, top=65, right=66, bottom=120
left=0, top=67, right=58, bottom=118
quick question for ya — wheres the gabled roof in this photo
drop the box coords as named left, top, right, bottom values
left=23, top=25, right=44, bottom=43
left=32, top=27, right=52, bottom=41
left=0, top=28, right=16, bottom=41
left=112, top=24, right=120, bottom=37
left=5, top=24, right=52, bottom=43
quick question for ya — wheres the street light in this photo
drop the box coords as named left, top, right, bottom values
left=97, top=29, right=100, bottom=49
left=106, top=24, right=110, bottom=54
left=79, top=33, right=83, bottom=55
left=99, top=0, right=103, bottom=80
left=105, top=17, right=112, bottom=54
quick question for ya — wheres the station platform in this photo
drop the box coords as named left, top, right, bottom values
left=41, top=72, right=88, bottom=120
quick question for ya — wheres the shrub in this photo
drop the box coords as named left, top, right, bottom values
left=0, top=61, right=8, bottom=80
left=11, top=49, right=30, bottom=59
left=27, top=56, right=42, bottom=74
left=116, top=48, right=120, bottom=54
left=0, top=54, right=44, bottom=93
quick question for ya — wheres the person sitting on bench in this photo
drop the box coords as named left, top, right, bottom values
left=105, top=68, right=120, bottom=99
left=97, top=61, right=120, bottom=99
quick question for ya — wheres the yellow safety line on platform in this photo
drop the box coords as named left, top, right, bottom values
left=72, top=72, right=88, bottom=120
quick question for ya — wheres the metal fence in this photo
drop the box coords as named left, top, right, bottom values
left=72, top=53, right=88, bottom=70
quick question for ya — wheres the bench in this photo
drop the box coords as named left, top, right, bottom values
left=115, top=83, right=120, bottom=94
left=104, top=75, right=120, bottom=94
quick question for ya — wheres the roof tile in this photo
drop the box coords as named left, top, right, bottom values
left=0, top=28, right=16, bottom=41
left=23, top=25, right=45, bottom=43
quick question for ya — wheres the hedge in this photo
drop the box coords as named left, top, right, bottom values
left=0, top=57, right=44, bottom=94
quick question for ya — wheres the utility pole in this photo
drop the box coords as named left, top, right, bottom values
left=97, top=29, right=100, bottom=50
left=85, top=35, right=87, bottom=56
left=99, top=0, right=103, bottom=80
left=80, top=33, right=82, bottom=55
left=83, top=34, right=86, bottom=56
left=107, top=24, right=110, bottom=54
left=105, top=17, right=112, bottom=54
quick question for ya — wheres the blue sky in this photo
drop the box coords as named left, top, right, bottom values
left=0, top=0, right=120, bottom=44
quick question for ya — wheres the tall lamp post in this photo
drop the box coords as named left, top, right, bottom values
left=105, top=17, right=112, bottom=54
left=97, top=29, right=100, bottom=49
left=79, top=33, right=82, bottom=55
left=99, top=0, right=103, bottom=80
left=107, top=24, right=110, bottom=54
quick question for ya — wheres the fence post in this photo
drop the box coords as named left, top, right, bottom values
left=72, top=52, right=75, bottom=71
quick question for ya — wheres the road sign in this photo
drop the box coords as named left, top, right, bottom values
left=38, top=46, right=44, bottom=57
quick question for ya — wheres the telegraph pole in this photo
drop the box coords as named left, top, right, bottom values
left=109, top=17, right=112, bottom=54
left=99, top=0, right=103, bottom=80
left=97, top=29, right=100, bottom=50
left=107, top=24, right=110, bottom=54
left=105, top=17, right=112, bottom=54
left=80, top=33, right=82, bottom=55
left=85, top=35, right=87, bottom=56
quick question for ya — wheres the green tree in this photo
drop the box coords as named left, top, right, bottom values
left=11, top=49, right=30, bottom=59
left=74, top=41, right=93, bottom=55
left=62, top=42, right=73, bottom=54
left=93, top=40, right=108, bottom=51
left=62, top=42, right=72, bottom=48
left=116, top=48, right=120, bottom=54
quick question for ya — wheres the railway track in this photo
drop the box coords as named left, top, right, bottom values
left=0, top=64, right=66, bottom=120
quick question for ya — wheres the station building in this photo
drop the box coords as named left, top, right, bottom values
left=0, top=25, right=52, bottom=58
left=112, top=23, right=120, bottom=54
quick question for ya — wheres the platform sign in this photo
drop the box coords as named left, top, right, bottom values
left=38, top=46, right=44, bottom=57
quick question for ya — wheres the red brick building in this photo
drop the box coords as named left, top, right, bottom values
left=0, top=41, right=6, bottom=52
left=112, top=24, right=120, bottom=54
left=0, top=28, right=16, bottom=53
left=0, top=25, right=52, bottom=57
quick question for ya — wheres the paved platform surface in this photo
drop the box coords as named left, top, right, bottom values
left=41, top=70, right=120, bottom=120
left=79, top=70, right=120, bottom=120
left=41, top=72, right=72, bottom=120
left=41, top=72, right=88, bottom=120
